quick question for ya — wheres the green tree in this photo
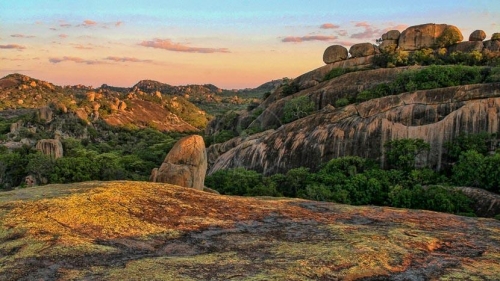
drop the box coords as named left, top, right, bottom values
left=384, top=138, right=430, bottom=172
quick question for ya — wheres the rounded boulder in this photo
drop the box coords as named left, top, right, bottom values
left=323, top=45, right=348, bottom=64
left=469, top=30, right=486, bottom=41
left=349, top=43, right=377, bottom=58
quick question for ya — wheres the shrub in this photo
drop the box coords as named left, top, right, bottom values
left=335, top=98, right=350, bottom=107
left=282, top=96, right=315, bottom=123
left=281, top=81, right=300, bottom=97
left=384, top=138, right=430, bottom=172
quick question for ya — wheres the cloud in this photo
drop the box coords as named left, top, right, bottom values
left=282, top=35, right=337, bottom=43
left=60, top=23, right=72, bottom=27
left=0, top=44, right=26, bottom=50
left=350, top=21, right=381, bottom=39
left=73, top=44, right=94, bottom=50
left=50, top=28, right=57, bottom=31
left=59, top=34, right=68, bottom=39
left=83, top=20, right=97, bottom=26
left=11, top=34, right=35, bottom=38
left=337, top=30, right=348, bottom=37
left=320, top=23, right=340, bottom=29
left=382, top=24, right=408, bottom=33
left=115, top=21, right=123, bottom=27
left=49, top=56, right=103, bottom=65
left=139, top=38, right=230, bottom=53
left=104, top=56, right=152, bottom=63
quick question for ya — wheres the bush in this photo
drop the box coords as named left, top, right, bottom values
left=335, top=98, right=350, bottom=107
left=281, top=81, right=300, bottom=97
left=384, top=138, right=430, bottom=172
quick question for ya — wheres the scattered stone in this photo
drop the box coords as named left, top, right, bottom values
left=10, top=120, right=24, bottom=133
left=37, top=107, right=53, bottom=123
left=118, top=101, right=127, bottom=111
left=323, top=45, right=348, bottom=64
left=349, top=43, right=377, bottom=58
left=151, top=135, right=207, bottom=190
left=86, top=91, right=96, bottom=102
left=30, top=81, right=37, bottom=87
left=469, top=30, right=486, bottom=41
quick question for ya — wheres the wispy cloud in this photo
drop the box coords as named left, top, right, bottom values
left=350, top=21, right=381, bottom=40
left=83, top=20, right=97, bottom=27
left=59, top=34, right=68, bottom=39
left=49, top=56, right=103, bottom=65
left=320, top=23, right=340, bottom=29
left=337, top=30, right=348, bottom=37
left=115, top=21, right=123, bottom=27
left=0, top=44, right=26, bottom=50
left=382, top=24, right=408, bottom=33
left=104, top=56, right=152, bottom=63
left=139, top=38, right=230, bottom=53
left=73, top=44, right=94, bottom=50
left=11, top=34, right=35, bottom=38
left=282, top=35, right=337, bottom=43
left=60, top=23, right=72, bottom=27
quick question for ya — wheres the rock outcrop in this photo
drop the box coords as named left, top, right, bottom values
left=448, top=41, right=484, bottom=53
left=37, top=107, right=53, bottom=123
left=469, top=30, right=486, bottom=41
left=209, top=83, right=500, bottom=176
left=35, top=139, right=63, bottom=159
left=323, top=45, right=348, bottom=64
left=398, top=23, right=463, bottom=51
left=150, top=135, right=207, bottom=190
left=1, top=181, right=499, bottom=280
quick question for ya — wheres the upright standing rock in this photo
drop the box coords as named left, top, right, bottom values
left=151, top=135, right=207, bottom=190
left=36, top=139, right=63, bottom=159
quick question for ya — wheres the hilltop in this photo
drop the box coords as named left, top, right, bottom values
left=1, top=181, right=499, bottom=280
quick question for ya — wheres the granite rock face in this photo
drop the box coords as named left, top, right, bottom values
left=209, top=83, right=500, bottom=176
left=151, top=135, right=207, bottom=190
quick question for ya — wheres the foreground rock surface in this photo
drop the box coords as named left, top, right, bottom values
left=150, top=135, right=207, bottom=190
left=0, top=181, right=499, bottom=280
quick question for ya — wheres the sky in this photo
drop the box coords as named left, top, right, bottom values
left=1, top=0, right=499, bottom=89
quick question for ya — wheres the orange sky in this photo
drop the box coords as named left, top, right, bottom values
left=1, top=1, right=499, bottom=89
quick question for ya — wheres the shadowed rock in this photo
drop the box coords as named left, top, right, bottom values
left=209, top=83, right=500, bottom=176
left=349, top=43, right=378, bottom=58
left=469, top=30, right=486, bottom=41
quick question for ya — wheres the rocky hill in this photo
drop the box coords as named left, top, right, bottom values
left=207, top=23, right=500, bottom=175
left=0, top=181, right=499, bottom=280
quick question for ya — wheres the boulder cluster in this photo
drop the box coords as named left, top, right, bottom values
left=323, top=23, right=500, bottom=65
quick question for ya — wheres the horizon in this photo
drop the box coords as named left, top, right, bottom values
left=1, top=1, right=499, bottom=89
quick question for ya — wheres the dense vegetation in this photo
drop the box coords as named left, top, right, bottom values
left=0, top=117, right=185, bottom=189
left=206, top=134, right=500, bottom=216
